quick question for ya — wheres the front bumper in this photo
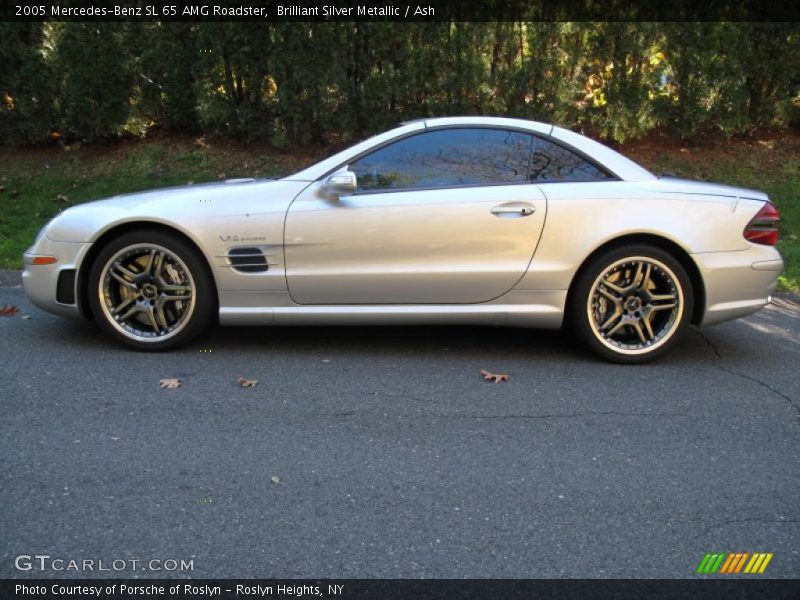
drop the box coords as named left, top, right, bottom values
left=693, top=244, right=783, bottom=326
left=22, top=236, right=92, bottom=318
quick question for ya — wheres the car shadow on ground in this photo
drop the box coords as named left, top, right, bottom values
left=44, top=314, right=721, bottom=368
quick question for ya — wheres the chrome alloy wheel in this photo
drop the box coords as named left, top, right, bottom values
left=97, top=243, right=196, bottom=342
left=587, top=256, right=684, bottom=356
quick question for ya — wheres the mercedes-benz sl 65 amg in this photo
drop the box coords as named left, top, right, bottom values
left=23, top=117, right=783, bottom=363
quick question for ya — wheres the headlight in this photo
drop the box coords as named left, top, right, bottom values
left=33, top=224, right=49, bottom=244
left=33, top=217, right=55, bottom=244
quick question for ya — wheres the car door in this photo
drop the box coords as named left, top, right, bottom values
left=284, top=127, right=547, bottom=305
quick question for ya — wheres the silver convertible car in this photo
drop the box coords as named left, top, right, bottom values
left=23, top=117, right=783, bottom=363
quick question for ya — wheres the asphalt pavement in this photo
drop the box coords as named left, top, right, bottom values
left=1, top=270, right=798, bottom=579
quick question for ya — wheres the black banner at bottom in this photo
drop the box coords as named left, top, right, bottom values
left=2, top=579, right=800, bottom=600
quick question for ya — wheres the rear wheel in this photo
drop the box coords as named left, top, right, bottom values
left=570, top=245, right=693, bottom=364
left=88, top=230, right=214, bottom=350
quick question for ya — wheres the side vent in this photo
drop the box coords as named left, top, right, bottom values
left=56, top=269, right=77, bottom=304
left=227, top=247, right=268, bottom=273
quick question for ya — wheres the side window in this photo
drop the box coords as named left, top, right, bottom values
left=530, top=136, right=612, bottom=182
left=350, top=128, right=533, bottom=192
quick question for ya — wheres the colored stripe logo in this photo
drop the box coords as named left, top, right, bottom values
left=696, top=552, right=773, bottom=574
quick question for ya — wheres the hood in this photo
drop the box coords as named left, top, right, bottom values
left=44, top=177, right=308, bottom=243
left=72, top=177, right=280, bottom=210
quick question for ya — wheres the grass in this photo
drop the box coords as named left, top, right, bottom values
left=0, top=132, right=798, bottom=290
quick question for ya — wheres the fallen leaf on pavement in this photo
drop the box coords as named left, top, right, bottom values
left=237, top=376, right=258, bottom=388
left=159, top=378, right=182, bottom=389
left=480, top=369, right=509, bottom=383
left=271, top=476, right=281, bottom=484
left=0, top=305, right=21, bottom=317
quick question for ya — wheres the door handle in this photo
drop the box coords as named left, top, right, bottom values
left=490, top=204, right=536, bottom=216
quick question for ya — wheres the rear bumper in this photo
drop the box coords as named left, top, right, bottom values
left=22, top=236, right=92, bottom=319
left=692, top=245, right=783, bottom=326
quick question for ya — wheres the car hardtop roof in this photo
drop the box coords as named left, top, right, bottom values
left=287, top=116, right=654, bottom=182
left=399, top=116, right=554, bottom=135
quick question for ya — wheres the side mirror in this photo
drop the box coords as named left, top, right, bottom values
left=321, top=170, right=357, bottom=199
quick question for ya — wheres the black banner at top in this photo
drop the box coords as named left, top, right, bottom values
left=3, top=0, right=800, bottom=22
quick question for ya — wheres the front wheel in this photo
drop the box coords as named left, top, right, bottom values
left=87, top=230, right=215, bottom=350
left=569, top=245, right=694, bottom=364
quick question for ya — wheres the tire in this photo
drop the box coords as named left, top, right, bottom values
left=569, top=244, right=694, bottom=364
left=87, top=229, right=215, bottom=351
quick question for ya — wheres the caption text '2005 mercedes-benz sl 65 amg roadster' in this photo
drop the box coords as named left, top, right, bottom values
left=23, top=117, right=783, bottom=363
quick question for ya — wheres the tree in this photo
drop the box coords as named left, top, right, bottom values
left=54, top=23, right=135, bottom=141
left=0, top=23, right=57, bottom=144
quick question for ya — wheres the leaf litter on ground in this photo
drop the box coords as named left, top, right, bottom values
left=237, top=376, right=258, bottom=388
left=480, top=369, right=509, bottom=383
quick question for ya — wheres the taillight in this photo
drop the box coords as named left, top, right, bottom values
left=744, top=202, right=779, bottom=246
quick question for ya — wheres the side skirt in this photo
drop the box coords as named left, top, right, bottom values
left=218, top=289, right=567, bottom=329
